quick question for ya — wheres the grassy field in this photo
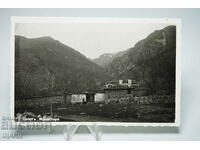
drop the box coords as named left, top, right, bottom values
left=15, top=100, right=175, bottom=123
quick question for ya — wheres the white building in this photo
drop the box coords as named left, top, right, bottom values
left=94, top=93, right=105, bottom=102
left=71, top=94, right=86, bottom=103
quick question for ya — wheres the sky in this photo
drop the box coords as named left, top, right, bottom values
left=15, top=23, right=170, bottom=59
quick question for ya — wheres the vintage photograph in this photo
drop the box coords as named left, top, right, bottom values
left=12, top=18, right=180, bottom=125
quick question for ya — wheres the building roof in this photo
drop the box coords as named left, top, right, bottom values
left=104, top=85, right=135, bottom=91
left=104, top=85, right=149, bottom=91
left=64, top=90, right=105, bottom=95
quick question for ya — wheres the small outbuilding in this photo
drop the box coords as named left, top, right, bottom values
left=63, top=91, right=105, bottom=104
left=94, top=93, right=106, bottom=102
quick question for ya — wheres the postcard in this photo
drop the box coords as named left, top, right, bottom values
left=11, top=17, right=181, bottom=126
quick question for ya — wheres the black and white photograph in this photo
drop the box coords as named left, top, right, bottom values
left=12, top=17, right=180, bottom=125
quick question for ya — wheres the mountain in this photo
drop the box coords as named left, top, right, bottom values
left=15, top=25, right=176, bottom=99
left=15, top=36, right=110, bottom=99
left=93, top=50, right=127, bottom=68
left=93, top=53, right=114, bottom=68
left=106, top=25, right=176, bottom=94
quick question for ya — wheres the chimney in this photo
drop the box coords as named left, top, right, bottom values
left=119, top=80, right=123, bottom=85
left=128, top=79, right=132, bottom=87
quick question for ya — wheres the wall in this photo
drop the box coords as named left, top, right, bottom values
left=94, top=93, right=105, bottom=102
left=15, top=96, right=63, bottom=107
left=132, top=89, right=148, bottom=96
left=71, top=94, right=86, bottom=103
left=105, top=89, right=132, bottom=101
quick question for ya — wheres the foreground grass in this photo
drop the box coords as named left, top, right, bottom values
left=15, top=102, right=175, bottom=123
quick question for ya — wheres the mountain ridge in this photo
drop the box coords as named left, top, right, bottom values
left=93, top=50, right=127, bottom=68
left=106, top=25, right=176, bottom=94
left=15, top=35, right=110, bottom=99
left=15, top=25, right=176, bottom=99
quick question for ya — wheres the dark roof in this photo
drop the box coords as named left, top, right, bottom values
left=64, top=90, right=105, bottom=95
left=104, top=85, right=134, bottom=91
left=106, top=81, right=119, bottom=84
left=104, top=85, right=149, bottom=91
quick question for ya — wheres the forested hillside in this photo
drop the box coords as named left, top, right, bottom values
left=15, top=36, right=109, bottom=99
left=105, top=26, right=176, bottom=94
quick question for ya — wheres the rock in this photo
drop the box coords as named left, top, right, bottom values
left=99, top=104, right=104, bottom=107
left=80, top=112, right=86, bottom=115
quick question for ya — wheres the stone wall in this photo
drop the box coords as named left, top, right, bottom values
left=106, top=95, right=175, bottom=104
left=15, top=95, right=63, bottom=107
left=105, top=90, right=132, bottom=102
